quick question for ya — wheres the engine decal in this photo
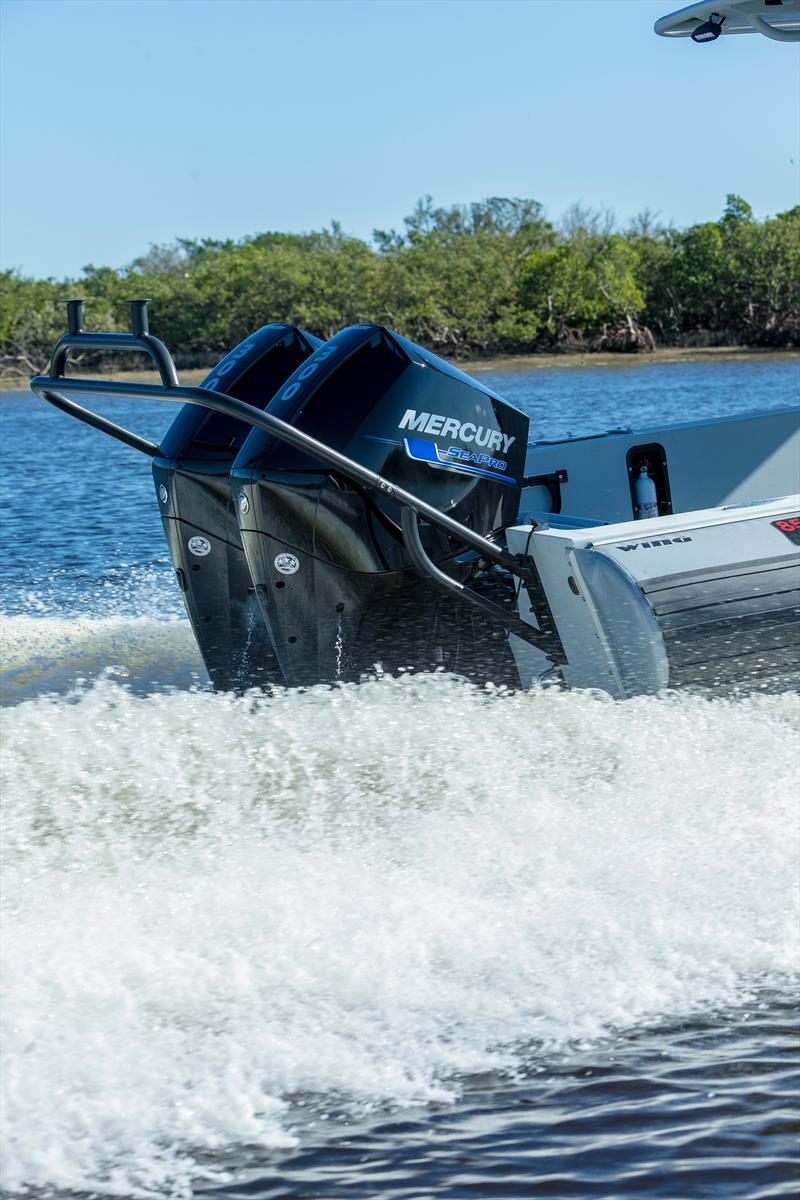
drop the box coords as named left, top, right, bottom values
left=616, top=537, right=692, bottom=551
left=772, top=516, right=800, bottom=545
left=203, top=338, right=257, bottom=392
left=274, top=342, right=343, bottom=405
left=399, top=409, right=516, bottom=453
left=274, top=553, right=300, bottom=575
left=403, top=437, right=517, bottom=486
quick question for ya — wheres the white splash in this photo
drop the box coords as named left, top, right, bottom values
left=1, top=667, right=798, bottom=1196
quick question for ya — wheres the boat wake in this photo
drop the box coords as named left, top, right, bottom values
left=1, top=646, right=798, bottom=1197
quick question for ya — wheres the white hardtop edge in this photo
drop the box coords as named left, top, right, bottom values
left=515, top=493, right=800, bottom=546
left=655, top=1, right=800, bottom=39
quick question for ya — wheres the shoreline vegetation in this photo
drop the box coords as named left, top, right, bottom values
left=2, top=194, right=798, bottom=383
left=2, top=345, right=797, bottom=392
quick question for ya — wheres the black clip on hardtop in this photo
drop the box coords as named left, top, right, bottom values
left=31, top=301, right=563, bottom=660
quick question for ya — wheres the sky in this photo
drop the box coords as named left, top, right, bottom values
left=1, top=0, right=798, bottom=279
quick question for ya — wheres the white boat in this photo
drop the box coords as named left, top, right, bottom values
left=30, top=303, right=799, bottom=697
left=29, top=6, right=800, bottom=698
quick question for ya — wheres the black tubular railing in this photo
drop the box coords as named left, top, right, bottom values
left=36, top=299, right=179, bottom=457
left=50, top=299, right=179, bottom=385
left=31, top=301, right=563, bottom=660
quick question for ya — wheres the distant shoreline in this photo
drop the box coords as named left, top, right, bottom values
left=461, top=345, right=799, bottom=373
left=1, top=344, right=797, bottom=392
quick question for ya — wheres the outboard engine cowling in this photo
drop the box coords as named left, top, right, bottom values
left=152, top=324, right=322, bottom=689
left=230, top=324, right=529, bottom=686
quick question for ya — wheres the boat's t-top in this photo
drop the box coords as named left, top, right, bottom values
left=655, top=0, right=800, bottom=42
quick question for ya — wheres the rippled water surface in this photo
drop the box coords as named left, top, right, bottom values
left=1, top=356, right=798, bottom=1199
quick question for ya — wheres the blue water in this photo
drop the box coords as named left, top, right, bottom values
left=1, top=355, right=798, bottom=1199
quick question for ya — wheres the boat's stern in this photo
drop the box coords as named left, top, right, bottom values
left=509, top=498, right=800, bottom=696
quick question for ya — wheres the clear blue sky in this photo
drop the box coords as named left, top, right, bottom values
left=1, top=0, right=798, bottom=279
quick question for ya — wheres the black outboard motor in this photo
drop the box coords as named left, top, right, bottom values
left=230, top=325, right=529, bottom=686
left=152, top=325, right=322, bottom=689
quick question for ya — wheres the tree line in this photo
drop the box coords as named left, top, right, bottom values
left=1, top=193, right=797, bottom=377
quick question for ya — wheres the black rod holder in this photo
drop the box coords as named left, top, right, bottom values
left=130, top=299, right=150, bottom=337
left=63, top=298, right=85, bottom=335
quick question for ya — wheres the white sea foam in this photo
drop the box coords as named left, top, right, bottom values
left=1, top=666, right=798, bottom=1196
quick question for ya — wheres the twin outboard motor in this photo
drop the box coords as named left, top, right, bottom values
left=152, top=325, right=322, bottom=688
left=230, top=324, right=529, bottom=687
left=39, top=303, right=530, bottom=692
